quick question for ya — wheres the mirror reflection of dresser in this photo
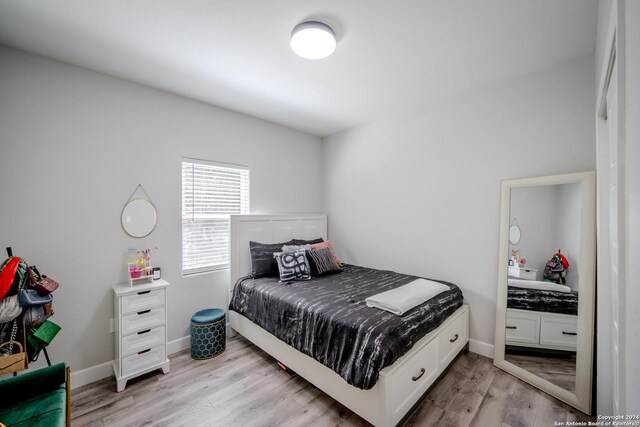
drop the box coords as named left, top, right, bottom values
left=494, top=172, right=595, bottom=414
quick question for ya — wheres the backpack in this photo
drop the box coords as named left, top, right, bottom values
left=543, top=250, right=570, bottom=284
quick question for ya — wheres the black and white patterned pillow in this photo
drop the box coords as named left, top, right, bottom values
left=274, top=250, right=311, bottom=282
left=307, top=248, right=341, bottom=277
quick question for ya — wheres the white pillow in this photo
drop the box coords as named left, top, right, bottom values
left=281, top=244, right=311, bottom=252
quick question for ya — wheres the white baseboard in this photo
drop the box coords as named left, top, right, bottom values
left=70, top=335, right=190, bottom=390
left=70, top=360, right=114, bottom=390
left=167, top=335, right=191, bottom=354
left=469, top=338, right=494, bottom=359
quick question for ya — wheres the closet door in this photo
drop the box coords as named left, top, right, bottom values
left=605, top=61, right=624, bottom=415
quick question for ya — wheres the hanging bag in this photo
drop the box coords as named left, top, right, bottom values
left=18, top=289, right=53, bottom=307
left=0, top=294, right=22, bottom=323
left=0, top=340, right=28, bottom=374
left=27, top=320, right=61, bottom=354
left=23, top=303, right=54, bottom=327
left=36, top=277, right=59, bottom=295
left=0, top=318, right=28, bottom=374
left=543, top=250, right=569, bottom=285
left=0, top=257, right=22, bottom=300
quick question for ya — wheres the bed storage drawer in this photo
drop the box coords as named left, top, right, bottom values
left=540, top=317, right=578, bottom=349
left=121, top=325, right=166, bottom=357
left=390, top=338, right=439, bottom=422
left=505, top=311, right=539, bottom=345
left=438, top=310, right=468, bottom=368
left=121, top=289, right=165, bottom=314
left=506, top=309, right=577, bottom=350
left=121, top=345, right=167, bottom=377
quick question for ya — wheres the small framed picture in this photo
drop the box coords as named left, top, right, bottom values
left=153, top=267, right=161, bottom=280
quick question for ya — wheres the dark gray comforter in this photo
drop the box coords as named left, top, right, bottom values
left=228, top=264, right=463, bottom=390
left=507, top=286, right=578, bottom=316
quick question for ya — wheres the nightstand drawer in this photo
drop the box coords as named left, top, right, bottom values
left=121, top=345, right=167, bottom=377
left=122, top=325, right=166, bottom=357
left=121, top=289, right=165, bottom=315
left=122, top=307, right=165, bottom=335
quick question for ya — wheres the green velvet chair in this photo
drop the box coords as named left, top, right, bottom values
left=0, top=363, right=70, bottom=427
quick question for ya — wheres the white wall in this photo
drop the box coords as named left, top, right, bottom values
left=0, top=45, right=323, bottom=381
left=509, top=186, right=557, bottom=281
left=554, top=183, right=581, bottom=291
left=323, top=54, right=596, bottom=351
left=508, top=183, right=581, bottom=290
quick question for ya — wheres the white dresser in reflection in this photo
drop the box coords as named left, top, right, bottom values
left=113, top=279, right=170, bottom=392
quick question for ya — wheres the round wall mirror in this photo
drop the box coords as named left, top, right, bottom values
left=121, top=199, right=157, bottom=238
left=509, top=224, right=521, bottom=245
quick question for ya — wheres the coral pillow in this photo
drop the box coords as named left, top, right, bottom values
left=310, top=241, right=342, bottom=266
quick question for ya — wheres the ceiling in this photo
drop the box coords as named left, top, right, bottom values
left=0, top=0, right=598, bottom=137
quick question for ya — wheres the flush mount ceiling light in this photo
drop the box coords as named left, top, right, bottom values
left=290, top=21, right=336, bottom=59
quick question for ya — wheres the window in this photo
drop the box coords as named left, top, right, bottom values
left=182, top=158, right=250, bottom=275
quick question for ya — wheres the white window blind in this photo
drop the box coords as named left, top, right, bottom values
left=182, top=158, right=250, bottom=275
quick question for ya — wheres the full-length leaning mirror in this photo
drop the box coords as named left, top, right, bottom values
left=494, top=171, right=595, bottom=414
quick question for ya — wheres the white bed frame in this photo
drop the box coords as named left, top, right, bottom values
left=228, top=214, right=469, bottom=427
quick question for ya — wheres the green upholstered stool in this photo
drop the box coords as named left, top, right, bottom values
left=190, top=308, right=226, bottom=360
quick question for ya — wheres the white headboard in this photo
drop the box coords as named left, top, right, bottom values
left=229, top=214, right=327, bottom=299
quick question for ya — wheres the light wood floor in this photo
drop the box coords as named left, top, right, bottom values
left=72, top=337, right=594, bottom=427
left=506, top=352, right=576, bottom=392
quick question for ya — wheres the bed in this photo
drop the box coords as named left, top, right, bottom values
left=505, top=285, right=578, bottom=351
left=507, top=287, right=578, bottom=316
left=227, top=214, right=469, bottom=427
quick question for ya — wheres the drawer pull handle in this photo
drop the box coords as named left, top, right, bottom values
left=412, top=368, right=426, bottom=381
left=137, top=329, right=151, bottom=335
left=449, top=334, right=459, bottom=343
left=138, top=349, right=151, bottom=355
left=562, top=331, right=577, bottom=336
left=137, top=290, right=151, bottom=295
left=137, top=309, right=151, bottom=315
left=506, top=326, right=517, bottom=329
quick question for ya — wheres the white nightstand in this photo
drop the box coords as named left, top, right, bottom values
left=112, top=279, right=170, bottom=392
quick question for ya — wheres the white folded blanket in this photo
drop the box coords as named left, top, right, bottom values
left=508, top=278, right=571, bottom=293
left=365, top=278, right=450, bottom=316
